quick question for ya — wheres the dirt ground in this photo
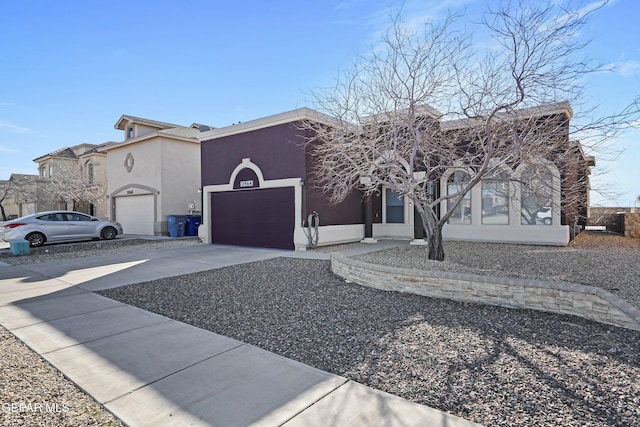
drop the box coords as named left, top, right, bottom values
left=571, top=230, right=640, bottom=251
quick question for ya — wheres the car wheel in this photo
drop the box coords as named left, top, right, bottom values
left=101, top=227, right=117, bottom=240
left=26, top=232, right=46, bottom=247
left=543, top=218, right=552, bottom=225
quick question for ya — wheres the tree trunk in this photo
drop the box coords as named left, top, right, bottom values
left=417, top=204, right=446, bottom=261
left=426, top=225, right=445, bottom=261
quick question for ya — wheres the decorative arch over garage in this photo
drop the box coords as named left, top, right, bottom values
left=110, top=183, right=159, bottom=235
left=201, top=158, right=303, bottom=250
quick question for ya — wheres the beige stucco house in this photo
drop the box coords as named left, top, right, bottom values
left=104, top=115, right=203, bottom=235
left=0, top=174, right=38, bottom=220
left=32, top=144, right=109, bottom=217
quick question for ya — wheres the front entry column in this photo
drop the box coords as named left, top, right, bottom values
left=410, top=205, right=427, bottom=245
left=361, top=195, right=377, bottom=243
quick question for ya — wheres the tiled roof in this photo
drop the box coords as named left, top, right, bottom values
left=44, top=147, right=77, bottom=159
left=79, top=143, right=111, bottom=156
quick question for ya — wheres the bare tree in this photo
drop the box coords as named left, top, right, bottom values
left=0, top=181, right=11, bottom=221
left=303, top=0, right=636, bottom=260
left=0, top=175, right=37, bottom=221
left=41, top=162, right=106, bottom=213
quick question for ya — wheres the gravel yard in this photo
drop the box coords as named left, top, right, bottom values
left=0, top=237, right=200, bottom=426
left=98, top=232, right=640, bottom=427
left=1, top=232, right=639, bottom=426
left=0, top=325, right=123, bottom=426
left=0, top=237, right=201, bottom=266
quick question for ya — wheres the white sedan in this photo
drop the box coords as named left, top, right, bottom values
left=0, top=211, right=124, bottom=247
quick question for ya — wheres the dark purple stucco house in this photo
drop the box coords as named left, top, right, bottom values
left=199, top=109, right=367, bottom=250
left=199, top=105, right=592, bottom=250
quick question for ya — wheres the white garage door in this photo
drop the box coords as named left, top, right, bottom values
left=116, top=195, right=155, bottom=235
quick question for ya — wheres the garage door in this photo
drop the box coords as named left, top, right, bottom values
left=210, top=187, right=294, bottom=250
left=116, top=195, right=155, bottom=235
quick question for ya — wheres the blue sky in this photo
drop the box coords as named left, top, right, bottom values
left=1, top=0, right=638, bottom=206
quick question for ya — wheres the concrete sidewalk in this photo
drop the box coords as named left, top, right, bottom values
left=0, top=242, right=482, bottom=427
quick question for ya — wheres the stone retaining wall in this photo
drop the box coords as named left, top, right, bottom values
left=625, top=212, right=640, bottom=239
left=331, top=253, right=640, bottom=331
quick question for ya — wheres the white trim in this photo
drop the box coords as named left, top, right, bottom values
left=514, top=160, right=562, bottom=227
left=201, top=158, right=303, bottom=247
left=440, top=168, right=475, bottom=226
left=198, top=108, right=338, bottom=141
left=440, top=160, right=569, bottom=246
left=376, top=187, right=413, bottom=239
left=410, top=238, right=428, bottom=245
left=444, top=223, right=569, bottom=246
left=228, top=158, right=266, bottom=187
left=305, top=224, right=365, bottom=250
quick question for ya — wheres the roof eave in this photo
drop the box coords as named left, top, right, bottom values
left=198, top=107, right=341, bottom=141
left=102, top=132, right=199, bottom=151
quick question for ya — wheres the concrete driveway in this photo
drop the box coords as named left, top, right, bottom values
left=0, top=241, right=481, bottom=427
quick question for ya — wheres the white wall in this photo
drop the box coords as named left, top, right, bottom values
left=107, top=137, right=201, bottom=235
left=159, top=138, right=202, bottom=218
left=107, top=140, right=162, bottom=195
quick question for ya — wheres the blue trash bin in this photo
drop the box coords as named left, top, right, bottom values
left=176, top=215, right=186, bottom=237
left=168, top=215, right=187, bottom=237
left=167, top=215, right=178, bottom=237
left=186, top=215, right=201, bottom=236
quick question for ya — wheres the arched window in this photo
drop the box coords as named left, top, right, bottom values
left=87, top=162, right=94, bottom=184
left=447, top=171, right=471, bottom=224
left=482, top=169, right=511, bottom=225
left=520, top=166, right=553, bottom=225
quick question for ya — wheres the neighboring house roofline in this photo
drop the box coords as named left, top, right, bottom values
left=114, top=115, right=184, bottom=131
left=32, top=143, right=103, bottom=163
left=102, top=129, right=199, bottom=151
left=32, top=147, right=78, bottom=162
left=190, top=123, right=216, bottom=131
left=78, top=142, right=114, bottom=157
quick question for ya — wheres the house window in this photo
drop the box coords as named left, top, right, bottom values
left=49, top=165, right=53, bottom=178
left=385, top=188, right=404, bottom=223
left=447, top=171, right=471, bottom=224
left=87, top=163, right=94, bottom=184
left=128, top=127, right=134, bottom=139
left=40, top=165, right=47, bottom=178
left=521, top=166, right=553, bottom=225
left=481, top=170, right=510, bottom=225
